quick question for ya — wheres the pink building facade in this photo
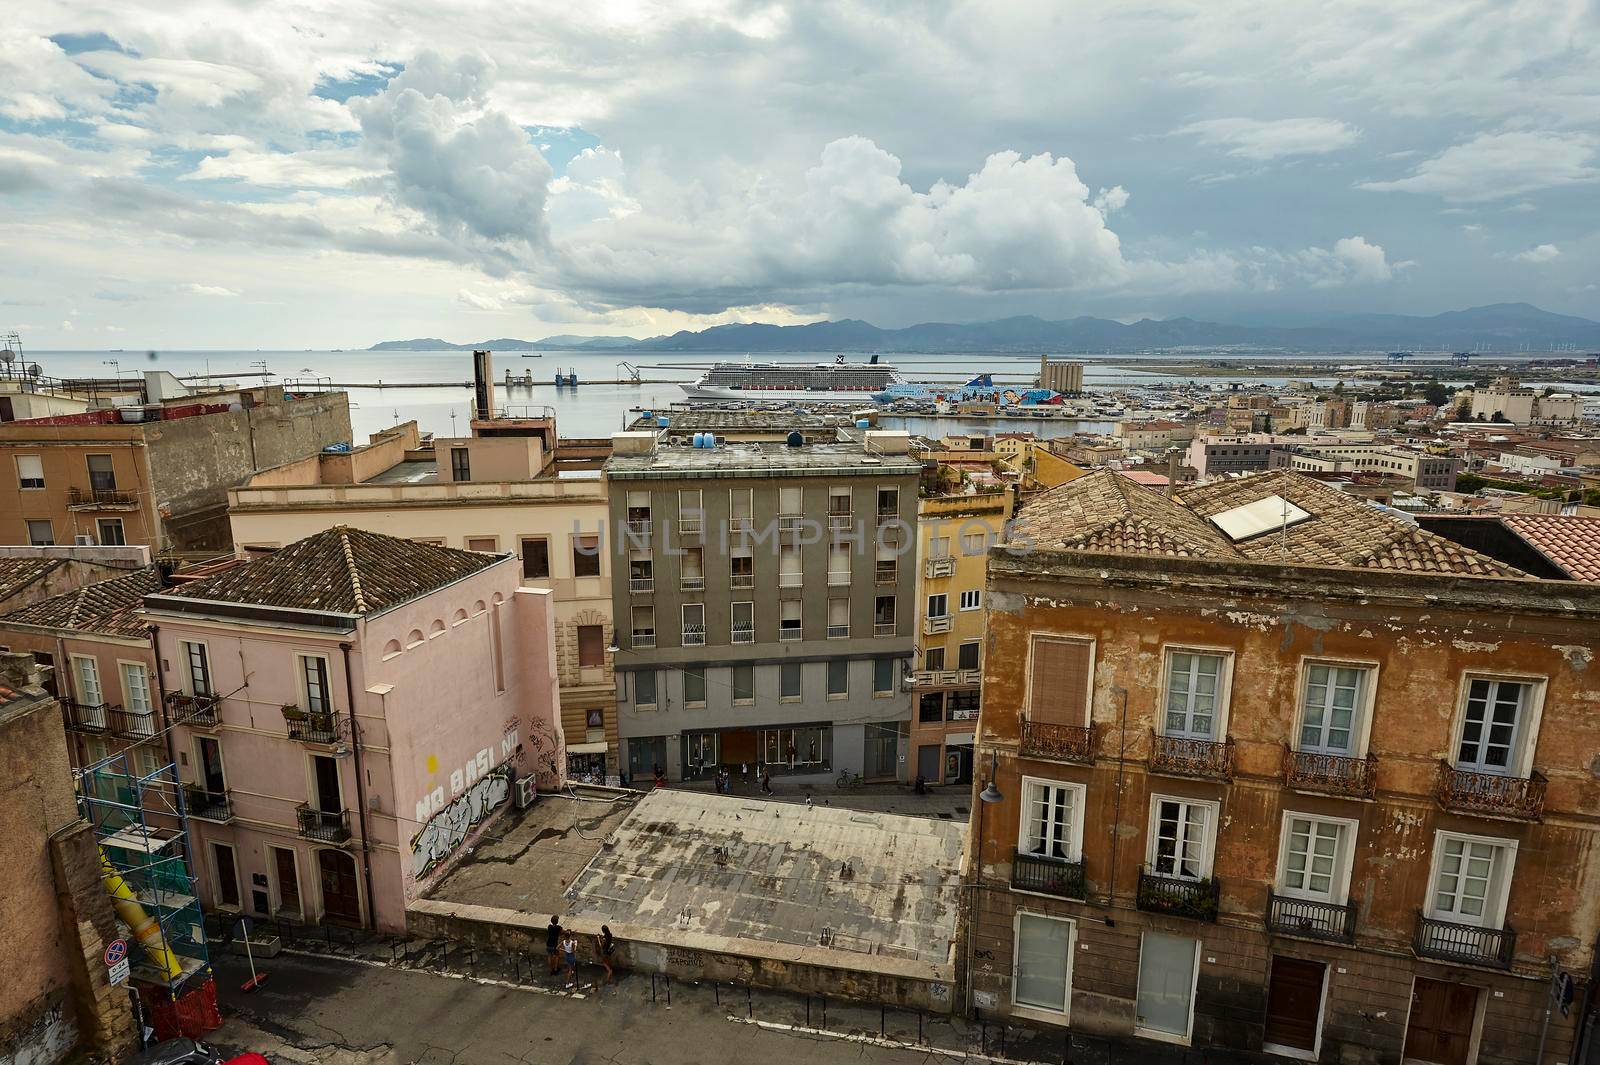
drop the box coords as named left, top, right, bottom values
left=141, top=529, right=562, bottom=933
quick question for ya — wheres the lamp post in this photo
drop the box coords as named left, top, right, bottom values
left=966, top=748, right=1003, bottom=1016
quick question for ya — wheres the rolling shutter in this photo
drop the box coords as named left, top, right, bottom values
left=1029, top=637, right=1091, bottom=725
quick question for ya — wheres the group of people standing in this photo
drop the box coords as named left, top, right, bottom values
left=545, top=915, right=615, bottom=989
left=711, top=763, right=773, bottom=794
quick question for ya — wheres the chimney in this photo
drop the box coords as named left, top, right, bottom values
left=1165, top=447, right=1181, bottom=498
left=471, top=350, right=494, bottom=421
left=0, top=650, right=41, bottom=691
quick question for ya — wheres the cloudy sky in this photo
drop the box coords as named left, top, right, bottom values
left=2, top=1, right=1597, bottom=348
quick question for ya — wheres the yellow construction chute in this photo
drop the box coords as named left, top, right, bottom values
left=98, top=846, right=183, bottom=980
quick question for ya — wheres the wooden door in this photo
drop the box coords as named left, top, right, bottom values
left=1403, top=978, right=1477, bottom=1065
left=272, top=848, right=301, bottom=916
left=317, top=849, right=362, bottom=926
left=721, top=729, right=757, bottom=765
left=1264, top=956, right=1325, bottom=1051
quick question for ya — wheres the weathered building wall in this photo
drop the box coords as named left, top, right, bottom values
left=0, top=429, right=160, bottom=548
left=969, top=553, right=1600, bottom=1063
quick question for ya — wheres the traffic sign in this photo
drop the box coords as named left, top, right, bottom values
left=108, top=959, right=130, bottom=986
left=104, top=939, right=129, bottom=967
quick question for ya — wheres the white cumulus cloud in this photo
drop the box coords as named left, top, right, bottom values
left=181, top=283, right=240, bottom=297
left=1512, top=243, right=1561, bottom=263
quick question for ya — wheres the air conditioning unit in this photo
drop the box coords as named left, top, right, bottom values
left=514, top=776, right=536, bottom=809
left=73, top=534, right=94, bottom=546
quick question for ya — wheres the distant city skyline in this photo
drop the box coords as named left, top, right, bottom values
left=3, top=2, right=1597, bottom=349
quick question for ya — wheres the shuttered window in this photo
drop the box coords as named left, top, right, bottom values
left=1028, top=637, right=1092, bottom=725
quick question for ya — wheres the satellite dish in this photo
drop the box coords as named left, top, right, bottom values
left=0, top=349, right=13, bottom=365
left=27, top=363, right=41, bottom=378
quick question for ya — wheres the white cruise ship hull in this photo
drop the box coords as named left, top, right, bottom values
left=681, top=383, right=886, bottom=404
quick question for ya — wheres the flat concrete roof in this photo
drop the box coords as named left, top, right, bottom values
left=606, top=441, right=920, bottom=479
left=564, top=789, right=962, bottom=964
left=365, top=459, right=440, bottom=484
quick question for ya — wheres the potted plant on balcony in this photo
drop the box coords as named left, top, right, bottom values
left=280, top=704, right=307, bottom=737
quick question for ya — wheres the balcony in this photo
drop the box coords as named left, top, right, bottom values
left=778, top=515, right=802, bottom=537
left=185, top=787, right=234, bottom=823
left=732, top=625, right=754, bottom=645
left=874, top=622, right=897, bottom=637
left=730, top=573, right=754, bottom=590
left=109, top=706, right=156, bottom=739
left=1149, top=733, right=1234, bottom=781
left=1136, top=868, right=1220, bottom=922
left=296, top=804, right=352, bottom=843
left=828, top=513, right=851, bottom=532
left=827, top=570, right=850, bottom=587
left=166, top=691, right=220, bottom=728
left=682, top=626, right=706, bottom=647
left=1434, top=761, right=1547, bottom=821
left=623, top=518, right=651, bottom=541
left=728, top=517, right=754, bottom=536
left=1283, top=747, right=1378, bottom=799
left=875, top=565, right=897, bottom=586
left=680, top=576, right=706, bottom=591
left=923, top=614, right=953, bottom=635
left=1012, top=851, right=1087, bottom=900
left=1413, top=912, right=1515, bottom=969
left=1266, top=889, right=1356, bottom=944
left=779, top=626, right=802, bottom=643
left=63, top=699, right=109, bottom=732
left=924, top=556, right=954, bottom=579
left=875, top=508, right=898, bottom=526
left=66, top=486, right=138, bottom=510
left=281, top=706, right=341, bottom=746
left=1020, top=720, right=1096, bottom=764
left=630, top=577, right=654, bottom=593
left=677, top=518, right=703, bottom=537
left=630, top=630, right=656, bottom=649
left=780, top=572, right=802, bottom=589
left=827, top=624, right=850, bottom=639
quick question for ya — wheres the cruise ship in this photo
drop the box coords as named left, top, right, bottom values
left=681, top=356, right=904, bottom=402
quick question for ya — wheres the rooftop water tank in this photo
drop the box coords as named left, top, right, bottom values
left=786, top=431, right=804, bottom=448
left=658, top=416, right=670, bottom=428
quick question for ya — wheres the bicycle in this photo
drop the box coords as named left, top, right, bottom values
left=835, top=770, right=864, bottom=790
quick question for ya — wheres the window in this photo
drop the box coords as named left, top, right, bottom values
left=827, top=660, right=848, bottom=699
left=1457, top=677, right=1533, bottom=775
left=1027, top=635, right=1092, bottom=725
left=761, top=725, right=830, bottom=771
left=875, top=541, right=896, bottom=584
left=683, top=668, right=706, bottom=708
left=927, top=593, right=949, bottom=619
left=779, top=544, right=802, bottom=587
left=26, top=519, right=53, bottom=546
left=948, top=690, right=980, bottom=720
left=1148, top=797, right=1215, bottom=880
left=467, top=536, right=497, bottom=553
left=1019, top=778, right=1085, bottom=861
left=827, top=488, right=851, bottom=527
left=681, top=603, right=705, bottom=645
left=15, top=455, right=43, bottom=489
left=1135, top=933, right=1199, bottom=1041
left=732, top=665, right=754, bottom=705
left=780, top=600, right=802, bottom=641
left=730, top=550, right=753, bottom=588
left=96, top=518, right=125, bottom=546
left=681, top=546, right=704, bottom=589
left=1013, top=912, right=1075, bottom=1018
left=678, top=489, right=703, bottom=535
left=729, top=488, right=753, bottom=531
left=182, top=641, right=211, bottom=695
left=74, top=655, right=103, bottom=706
left=781, top=663, right=801, bottom=701
left=1428, top=832, right=1516, bottom=927
left=924, top=646, right=946, bottom=671
left=828, top=544, right=850, bottom=585
left=958, top=641, right=981, bottom=671
left=624, top=491, right=652, bottom=541
left=929, top=535, right=951, bottom=559
left=1162, top=650, right=1227, bottom=741
left=960, top=589, right=981, bottom=611
left=876, top=487, right=898, bottom=518
left=121, top=662, right=152, bottom=720
left=779, top=486, right=803, bottom=517
left=961, top=531, right=990, bottom=555
left=520, top=538, right=551, bottom=579
left=634, top=670, right=658, bottom=710
left=873, top=658, right=894, bottom=695
left=629, top=550, right=653, bottom=590
left=300, top=655, right=332, bottom=714
left=827, top=598, right=848, bottom=639
left=572, top=534, right=602, bottom=578
left=874, top=595, right=896, bottom=636
left=450, top=447, right=470, bottom=481
left=1277, top=814, right=1355, bottom=903
left=732, top=601, right=754, bottom=644
left=919, top=692, right=944, bottom=722
left=87, top=454, right=116, bottom=492
left=630, top=605, right=655, bottom=648
left=1299, top=663, right=1368, bottom=755
left=577, top=625, right=605, bottom=668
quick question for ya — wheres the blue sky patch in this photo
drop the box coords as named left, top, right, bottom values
left=48, top=31, right=131, bottom=56
left=313, top=63, right=403, bottom=103
left=526, top=125, right=602, bottom=175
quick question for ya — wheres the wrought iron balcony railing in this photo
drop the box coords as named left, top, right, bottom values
left=874, top=622, right=897, bottom=637
left=1413, top=912, right=1515, bottom=969
left=1283, top=747, right=1378, bottom=799
left=827, top=624, right=850, bottom=639
left=1266, top=889, right=1357, bottom=944
left=296, top=804, right=352, bottom=843
left=629, top=577, right=654, bottom=593
left=281, top=706, right=340, bottom=745
left=778, top=626, right=802, bottom=642
left=1020, top=720, right=1096, bottom=764
left=1149, top=733, right=1234, bottom=781
left=67, top=486, right=138, bottom=508
left=1012, top=851, right=1087, bottom=900
left=732, top=625, right=754, bottom=644
left=1137, top=867, right=1220, bottom=922
left=109, top=706, right=156, bottom=739
left=186, top=788, right=234, bottom=823
left=730, top=573, right=755, bottom=589
left=63, top=699, right=109, bottom=732
left=630, top=630, right=656, bottom=649
left=1434, top=761, right=1547, bottom=821
left=166, top=691, right=220, bottom=727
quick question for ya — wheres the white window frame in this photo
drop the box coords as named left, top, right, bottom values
left=1274, top=811, right=1359, bottom=905
left=1133, top=931, right=1201, bottom=1046
left=208, top=840, right=243, bottom=913
left=1023, top=634, right=1096, bottom=728
left=296, top=653, right=334, bottom=714
left=731, top=601, right=755, bottom=644
left=1425, top=830, right=1518, bottom=929
left=1291, top=657, right=1377, bottom=758
left=1156, top=645, right=1234, bottom=742
left=960, top=589, right=981, bottom=611
left=1145, top=794, right=1220, bottom=881
left=927, top=593, right=948, bottom=619
left=1016, top=776, right=1086, bottom=864
left=118, top=659, right=153, bottom=718
left=1448, top=672, right=1546, bottom=779
left=1010, top=910, right=1076, bottom=1024
left=681, top=602, right=706, bottom=645
left=179, top=639, right=212, bottom=695
left=72, top=654, right=103, bottom=706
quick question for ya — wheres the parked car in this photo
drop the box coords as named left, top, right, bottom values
left=127, top=1040, right=223, bottom=1065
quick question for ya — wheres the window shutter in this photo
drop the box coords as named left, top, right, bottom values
left=1029, top=638, right=1090, bottom=725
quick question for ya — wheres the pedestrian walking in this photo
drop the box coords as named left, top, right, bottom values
left=561, top=932, right=579, bottom=987
left=740, top=762, right=749, bottom=788
left=545, top=915, right=563, bottom=975
left=760, top=771, right=773, bottom=795
left=596, top=925, right=616, bottom=985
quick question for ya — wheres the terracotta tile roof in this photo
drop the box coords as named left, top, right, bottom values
left=1, top=566, right=164, bottom=638
left=1010, top=469, right=1528, bottom=578
left=157, top=526, right=501, bottom=615
left=0, top=557, right=64, bottom=601
left=1499, top=514, right=1600, bottom=582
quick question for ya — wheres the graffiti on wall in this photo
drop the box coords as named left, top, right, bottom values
left=414, top=727, right=519, bottom=825
left=410, top=766, right=511, bottom=879
left=523, top=716, right=562, bottom=788
left=0, top=995, right=76, bottom=1065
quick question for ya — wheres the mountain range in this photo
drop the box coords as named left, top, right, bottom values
left=370, top=303, right=1600, bottom=355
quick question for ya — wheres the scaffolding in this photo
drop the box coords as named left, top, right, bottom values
left=78, top=752, right=218, bottom=1036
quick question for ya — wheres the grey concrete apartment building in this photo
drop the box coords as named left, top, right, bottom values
left=603, top=428, right=921, bottom=785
